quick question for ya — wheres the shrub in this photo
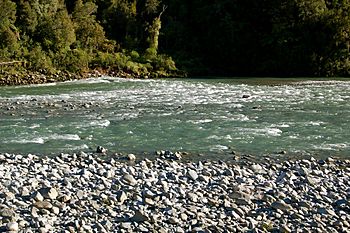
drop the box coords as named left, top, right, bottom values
left=26, top=45, right=54, bottom=72
left=154, top=54, right=177, bottom=71
left=54, top=49, right=92, bottom=73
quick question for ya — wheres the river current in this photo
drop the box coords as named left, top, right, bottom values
left=0, top=77, right=349, bottom=161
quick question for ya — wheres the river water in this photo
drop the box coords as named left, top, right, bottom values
left=0, top=77, right=349, bottom=161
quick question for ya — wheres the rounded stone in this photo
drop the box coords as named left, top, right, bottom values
left=7, top=222, right=19, bottom=232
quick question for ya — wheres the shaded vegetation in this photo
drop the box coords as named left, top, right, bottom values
left=1, top=0, right=350, bottom=79
left=160, top=0, right=350, bottom=77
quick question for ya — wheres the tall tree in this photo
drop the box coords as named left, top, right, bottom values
left=146, top=5, right=166, bottom=57
left=72, top=0, right=106, bottom=51
left=0, top=0, right=20, bottom=57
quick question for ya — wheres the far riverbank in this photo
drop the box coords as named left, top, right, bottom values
left=0, top=68, right=185, bottom=86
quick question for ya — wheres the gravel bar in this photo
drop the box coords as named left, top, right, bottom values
left=0, top=152, right=350, bottom=232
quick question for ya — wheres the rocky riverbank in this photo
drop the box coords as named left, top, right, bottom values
left=0, top=152, right=349, bottom=232
left=0, top=70, right=86, bottom=86
left=0, top=68, right=185, bottom=86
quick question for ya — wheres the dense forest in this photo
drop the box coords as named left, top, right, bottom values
left=1, top=0, right=350, bottom=78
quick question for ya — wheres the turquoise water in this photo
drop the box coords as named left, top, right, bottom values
left=0, top=77, right=349, bottom=160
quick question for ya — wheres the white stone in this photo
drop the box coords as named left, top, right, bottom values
left=127, top=154, right=136, bottom=161
left=187, top=169, right=198, bottom=181
left=7, top=222, right=19, bottom=232
left=122, top=174, right=137, bottom=185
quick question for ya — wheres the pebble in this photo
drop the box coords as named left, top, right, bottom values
left=38, top=187, right=59, bottom=200
left=271, top=200, right=292, bottom=212
left=96, top=146, right=107, bottom=153
left=0, top=208, right=16, bottom=218
left=168, top=217, right=180, bottom=224
left=33, top=201, right=53, bottom=209
left=116, top=190, right=128, bottom=203
left=187, top=169, right=198, bottom=181
left=0, top=153, right=348, bottom=232
left=130, top=210, right=149, bottom=222
left=122, top=174, right=137, bottom=185
left=6, top=222, right=19, bottom=232
left=127, top=154, right=136, bottom=161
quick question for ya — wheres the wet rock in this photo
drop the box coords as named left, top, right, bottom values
left=142, top=195, right=154, bottom=205
left=4, top=192, right=15, bottom=201
left=127, top=154, right=136, bottom=161
left=96, top=146, right=107, bottom=153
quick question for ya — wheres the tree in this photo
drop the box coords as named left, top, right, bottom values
left=72, top=0, right=106, bottom=51
left=0, top=0, right=20, bottom=56
left=35, top=3, right=76, bottom=52
left=146, top=5, right=166, bottom=57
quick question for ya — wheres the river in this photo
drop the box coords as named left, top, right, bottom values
left=0, top=77, right=349, bottom=161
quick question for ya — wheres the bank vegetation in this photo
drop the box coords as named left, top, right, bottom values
left=1, top=0, right=350, bottom=84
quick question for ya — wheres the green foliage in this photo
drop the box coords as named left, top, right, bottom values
left=0, top=0, right=16, bottom=28
left=7, top=0, right=350, bottom=78
left=145, top=0, right=161, bottom=14
left=72, top=0, right=106, bottom=51
left=130, top=50, right=140, bottom=60
left=158, top=0, right=350, bottom=76
left=154, top=54, right=176, bottom=71
left=35, top=8, right=76, bottom=52
left=26, top=45, right=53, bottom=71
left=147, top=17, right=161, bottom=53
left=0, top=0, right=20, bottom=56
left=144, top=48, right=157, bottom=60
left=54, top=49, right=92, bottom=73
left=93, top=52, right=118, bottom=69
left=101, top=0, right=138, bottom=47
left=16, top=0, right=38, bottom=35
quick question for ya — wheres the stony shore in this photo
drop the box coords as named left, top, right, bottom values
left=0, top=68, right=183, bottom=86
left=0, top=70, right=134, bottom=86
left=0, top=152, right=349, bottom=232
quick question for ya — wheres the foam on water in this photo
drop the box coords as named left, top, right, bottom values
left=230, top=114, right=250, bottom=122
left=313, top=143, right=349, bottom=151
left=236, top=127, right=283, bottom=137
left=45, top=134, right=81, bottom=141
left=210, top=145, right=230, bottom=152
left=89, top=120, right=111, bottom=127
left=207, top=135, right=233, bottom=140
left=28, top=124, right=41, bottom=129
left=304, top=121, right=325, bottom=126
left=12, top=82, right=58, bottom=88
left=0, top=77, right=349, bottom=159
left=65, top=144, right=89, bottom=151
left=187, top=119, right=213, bottom=124
left=10, top=138, right=45, bottom=144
